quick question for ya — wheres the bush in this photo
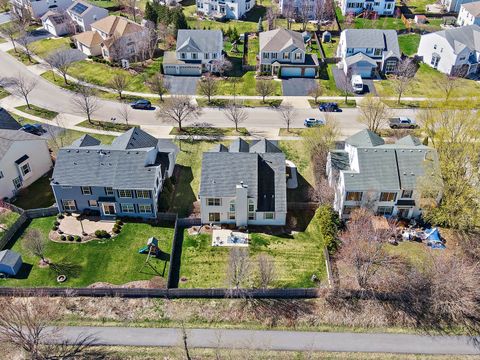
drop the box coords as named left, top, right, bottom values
left=52, top=226, right=58, bottom=231
left=54, top=221, right=60, bottom=226
left=60, top=235, right=66, bottom=241
left=112, top=226, right=121, bottom=234
left=57, top=214, right=64, bottom=219
left=75, top=236, right=81, bottom=242
left=313, top=205, right=341, bottom=255
left=57, top=230, right=63, bottom=234
left=95, top=229, right=110, bottom=239
left=70, top=42, right=76, bottom=49
left=115, top=219, right=123, bottom=226
left=68, top=235, right=74, bottom=241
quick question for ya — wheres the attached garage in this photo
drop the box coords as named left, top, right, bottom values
left=304, top=68, right=316, bottom=78
left=281, top=67, right=302, bottom=78
left=163, top=64, right=202, bottom=76
left=344, top=53, right=378, bottom=79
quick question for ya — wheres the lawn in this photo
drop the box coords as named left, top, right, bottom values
left=308, top=99, right=357, bottom=109
left=0, top=86, right=10, bottom=100
left=321, top=37, right=339, bottom=59
left=196, top=98, right=282, bottom=108
left=6, top=49, right=39, bottom=65
left=13, top=174, right=55, bottom=210
left=30, top=37, right=71, bottom=58
left=15, top=104, right=58, bottom=120
left=213, top=72, right=282, bottom=96
left=398, top=34, right=420, bottom=56
left=375, top=63, right=480, bottom=99
left=3, top=217, right=175, bottom=287
left=170, top=127, right=250, bottom=136
left=319, top=64, right=344, bottom=96
left=349, top=16, right=407, bottom=31
left=0, top=210, right=21, bottom=235
left=399, top=0, right=437, bottom=13
left=247, top=36, right=259, bottom=66
left=77, top=119, right=134, bottom=132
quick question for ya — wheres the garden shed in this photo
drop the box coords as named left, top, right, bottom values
left=0, top=249, right=23, bottom=276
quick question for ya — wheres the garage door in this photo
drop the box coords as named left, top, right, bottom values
left=304, top=68, right=316, bottom=78
left=351, top=65, right=373, bottom=79
left=179, top=65, right=202, bottom=76
left=281, top=67, right=302, bottom=78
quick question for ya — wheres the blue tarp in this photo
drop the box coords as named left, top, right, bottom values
left=425, top=228, right=441, bottom=242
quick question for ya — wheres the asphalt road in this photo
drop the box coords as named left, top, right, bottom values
left=54, top=326, right=479, bottom=355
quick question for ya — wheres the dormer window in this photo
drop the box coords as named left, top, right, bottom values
left=181, top=53, right=186, bottom=59
left=294, top=52, right=302, bottom=60
left=283, top=53, right=290, bottom=59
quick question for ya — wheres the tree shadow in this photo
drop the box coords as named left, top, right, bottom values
left=49, top=261, right=83, bottom=278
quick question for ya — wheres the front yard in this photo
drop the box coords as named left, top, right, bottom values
left=200, top=72, right=283, bottom=96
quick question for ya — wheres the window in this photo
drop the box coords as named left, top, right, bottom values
left=376, top=206, right=394, bottom=216
left=228, top=212, right=236, bottom=220
left=385, top=60, right=397, bottom=73
left=431, top=55, right=440, bottom=68
left=263, top=52, right=270, bottom=59
left=263, top=212, right=275, bottom=220
left=366, top=48, right=373, bottom=54
left=105, top=187, right=114, bottom=196
left=136, top=190, right=151, bottom=199
left=347, top=48, right=353, bottom=54
left=121, top=203, right=135, bottom=213
left=212, top=53, right=217, bottom=59
left=433, top=44, right=437, bottom=49
left=20, top=163, right=31, bottom=177
left=229, top=200, right=235, bottom=212
left=208, top=212, right=220, bottom=222
left=12, top=177, right=22, bottom=189
left=207, top=198, right=221, bottom=206
left=271, top=52, right=277, bottom=59
left=205, top=53, right=209, bottom=59
left=294, top=52, right=302, bottom=60
left=181, top=52, right=186, bottom=59
left=88, top=200, right=98, bottom=207
left=138, top=204, right=152, bottom=213
left=248, top=212, right=256, bottom=220
left=248, top=200, right=255, bottom=212
left=402, top=190, right=413, bottom=198
left=283, top=52, right=290, bottom=60
left=81, top=186, right=92, bottom=195
left=118, top=189, right=132, bottom=198
left=192, top=53, right=198, bottom=59
left=62, top=200, right=76, bottom=211
left=343, top=205, right=359, bottom=215
left=345, top=191, right=362, bottom=201
left=459, top=56, right=466, bottom=61
left=374, top=48, right=382, bottom=56
left=380, top=192, right=397, bottom=202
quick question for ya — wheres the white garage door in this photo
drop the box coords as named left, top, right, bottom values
left=179, top=65, right=202, bottom=76
left=304, top=68, right=316, bottom=78
left=281, top=67, right=302, bottom=78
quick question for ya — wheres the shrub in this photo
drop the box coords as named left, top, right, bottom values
left=70, top=42, right=76, bottom=49
left=66, top=213, right=71, bottom=216
left=52, top=226, right=58, bottom=231
left=95, top=230, right=110, bottom=238
left=57, top=214, right=64, bottom=219
left=112, top=226, right=121, bottom=234
left=60, top=235, right=66, bottom=241
left=57, top=230, right=63, bottom=234
left=75, top=236, right=81, bottom=242
left=54, top=221, right=60, bottom=226
left=115, top=219, right=123, bottom=226
left=314, top=205, right=341, bottom=255
left=68, top=235, right=74, bottom=241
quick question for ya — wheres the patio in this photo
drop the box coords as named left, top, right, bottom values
left=58, top=215, right=115, bottom=237
left=212, top=229, right=249, bottom=247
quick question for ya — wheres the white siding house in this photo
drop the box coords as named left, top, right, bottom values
left=41, top=11, right=72, bottom=37
left=196, top=0, right=255, bottom=20
left=457, top=2, right=480, bottom=26
left=10, top=0, right=73, bottom=20
left=67, top=0, right=108, bottom=33
left=442, top=0, right=477, bottom=12
left=339, top=0, right=395, bottom=16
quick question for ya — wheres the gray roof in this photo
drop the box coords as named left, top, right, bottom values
left=345, top=52, right=378, bottom=67
left=0, top=108, right=21, bottom=131
left=343, top=29, right=400, bottom=59
left=260, top=28, right=305, bottom=52
left=0, top=249, right=22, bottom=267
left=52, top=128, right=177, bottom=189
left=199, top=139, right=287, bottom=212
left=71, top=134, right=101, bottom=147
left=176, top=30, right=223, bottom=53
left=345, top=129, right=385, bottom=147
left=250, top=139, right=282, bottom=153
left=0, top=130, right=45, bottom=161
left=431, top=25, right=480, bottom=54
left=462, top=2, right=480, bottom=17
left=229, top=138, right=250, bottom=152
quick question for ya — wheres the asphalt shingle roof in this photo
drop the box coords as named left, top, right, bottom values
left=176, top=30, right=223, bottom=53
left=260, top=28, right=305, bottom=53
left=0, top=130, right=45, bottom=161
left=432, top=24, right=480, bottom=54
left=345, top=129, right=385, bottom=147
left=0, top=249, right=21, bottom=267
left=343, top=29, right=401, bottom=59
left=0, top=108, right=21, bottom=131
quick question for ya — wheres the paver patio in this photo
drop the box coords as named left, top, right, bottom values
left=59, top=215, right=115, bottom=236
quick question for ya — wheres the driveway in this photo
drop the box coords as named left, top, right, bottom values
left=0, top=12, right=10, bottom=25
left=164, top=76, right=199, bottom=95
left=282, top=78, right=316, bottom=96
left=332, top=67, right=376, bottom=95
left=19, top=28, right=53, bottom=45
left=63, top=48, right=87, bottom=63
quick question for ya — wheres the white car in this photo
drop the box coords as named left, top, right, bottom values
left=304, top=118, right=326, bottom=127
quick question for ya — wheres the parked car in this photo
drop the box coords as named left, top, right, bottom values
left=131, top=99, right=152, bottom=110
left=304, top=118, right=325, bottom=127
left=318, top=102, right=340, bottom=112
left=21, top=123, right=45, bottom=136
left=351, top=75, right=364, bottom=94
left=389, top=117, right=417, bottom=129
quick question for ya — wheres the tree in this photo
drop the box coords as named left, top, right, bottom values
left=227, top=247, right=250, bottom=290
left=147, top=73, right=169, bottom=101
left=277, top=104, right=297, bottom=132
left=72, top=84, right=100, bottom=124
left=256, top=80, right=275, bottom=102
left=156, top=95, right=201, bottom=132
left=257, top=254, right=276, bottom=289
left=2, top=21, right=21, bottom=53
left=0, top=0, right=9, bottom=12
left=44, top=49, right=76, bottom=85
left=144, top=0, right=158, bottom=23
left=213, top=58, right=232, bottom=77
left=266, top=6, right=279, bottom=30
left=357, top=94, right=391, bottom=133
left=390, top=57, right=416, bottom=104
left=117, top=101, right=132, bottom=126
left=144, top=20, right=159, bottom=60
left=298, top=0, right=311, bottom=31
left=24, top=228, right=48, bottom=265
left=257, top=16, right=264, bottom=32
left=198, top=74, right=218, bottom=103
left=308, top=82, right=323, bottom=103
left=283, top=2, right=295, bottom=30
left=315, top=0, right=335, bottom=30
left=435, top=71, right=461, bottom=101
left=223, top=102, right=248, bottom=132
left=16, top=29, right=34, bottom=63
left=119, top=0, right=138, bottom=22
left=5, top=74, right=37, bottom=109
left=109, top=73, right=129, bottom=99
left=337, top=69, right=352, bottom=104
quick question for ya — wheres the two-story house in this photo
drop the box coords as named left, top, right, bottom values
left=67, top=0, right=108, bottom=33
left=442, top=0, right=477, bottom=12
left=73, top=15, right=146, bottom=61
left=163, top=29, right=224, bottom=76
left=50, top=128, right=178, bottom=219
left=10, top=0, right=72, bottom=19
left=279, top=0, right=318, bottom=20
left=417, top=25, right=480, bottom=76
left=199, top=139, right=287, bottom=226
left=337, top=29, right=400, bottom=78
left=458, top=2, right=480, bottom=26
left=327, top=130, right=439, bottom=220
left=41, top=11, right=72, bottom=37
left=259, top=28, right=319, bottom=78
left=0, top=128, right=52, bottom=201
left=339, top=0, right=395, bottom=16
left=196, top=0, right=255, bottom=20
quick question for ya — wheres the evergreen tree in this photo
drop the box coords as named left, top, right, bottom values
left=258, top=17, right=264, bottom=32
left=171, top=8, right=188, bottom=32
left=144, top=1, right=158, bottom=24
left=231, top=27, right=239, bottom=42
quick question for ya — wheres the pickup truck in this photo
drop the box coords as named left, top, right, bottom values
left=388, top=117, right=417, bottom=129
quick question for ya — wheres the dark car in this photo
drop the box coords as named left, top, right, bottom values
left=21, top=123, right=45, bottom=136
left=318, top=102, right=340, bottom=112
left=131, top=99, right=152, bottom=110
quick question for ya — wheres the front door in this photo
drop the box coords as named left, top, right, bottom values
left=397, top=208, right=411, bottom=219
left=102, top=203, right=116, bottom=216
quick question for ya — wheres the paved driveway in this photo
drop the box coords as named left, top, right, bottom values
left=63, top=48, right=87, bottom=63
left=282, top=78, right=316, bottom=96
left=164, top=76, right=199, bottom=95
left=0, top=12, right=10, bottom=25
left=332, top=67, right=376, bottom=95
left=20, top=28, right=53, bottom=45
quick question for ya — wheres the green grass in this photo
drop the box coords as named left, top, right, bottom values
left=319, top=64, right=344, bottom=96
left=0, top=210, right=21, bottom=233
left=30, top=37, right=71, bottom=58
left=375, top=63, right=480, bottom=99
left=3, top=217, right=175, bottom=287
left=398, top=34, right=420, bottom=56
left=170, top=127, right=249, bottom=136
left=381, top=99, right=434, bottom=109
left=351, top=16, right=407, bottom=30
left=308, top=99, right=357, bottom=109
left=6, top=49, right=39, bottom=65
left=322, top=37, right=339, bottom=58
left=213, top=72, right=282, bottom=96
left=247, top=36, right=259, bottom=66
left=0, top=86, right=10, bottom=100
left=13, top=174, right=55, bottom=210
left=15, top=104, right=58, bottom=120
left=0, top=37, right=6, bottom=44
left=400, top=0, right=436, bottom=13
left=196, top=98, right=282, bottom=108
left=77, top=119, right=134, bottom=132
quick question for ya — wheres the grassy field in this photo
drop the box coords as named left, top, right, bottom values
left=205, top=72, right=283, bottom=96
left=308, top=99, right=357, bottom=109
left=322, top=37, right=339, bottom=58
left=3, top=217, right=175, bottom=287
left=6, top=49, right=38, bottom=65
left=352, top=16, right=407, bottom=31
left=375, top=63, right=480, bottom=99
left=77, top=119, right=134, bottom=132
left=398, top=34, right=421, bottom=56
left=13, top=175, right=55, bottom=210
left=15, top=104, right=58, bottom=120
left=247, top=36, right=259, bottom=66
left=30, top=37, right=71, bottom=58
left=400, top=0, right=437, bottom=13
left=170, top=127, right=250, bottom=136
left=318, top=64, right=344, bottom=96
left=196, top=98, right=282, bottom=108
left=0, top=210, right=21, bottom=233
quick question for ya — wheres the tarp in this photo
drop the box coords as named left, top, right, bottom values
left=425, top=228, right=441, bottom=242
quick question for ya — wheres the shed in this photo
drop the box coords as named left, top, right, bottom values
left=0, top=249, right=23, bottom=276
left=322, top=31, right=332, bottom=43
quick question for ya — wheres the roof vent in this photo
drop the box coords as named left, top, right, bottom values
left=76, top=150, right=79, bottom=153
left=364, top=149, right=368, bottom=152
left=86, top=150, right=89, bottom=153
left=410, top=150, right=413, bottom=152
left=66, top=150, right=70, bottom=152
left=97, top=150, right=100, bottom=153
left=73, top=162, right=77, bottom=165
left=374, top=149, right=377, bottom=152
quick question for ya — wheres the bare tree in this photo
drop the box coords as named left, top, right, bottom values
left=16, top=29, right=34, bottom=63
left=357, top=94, right=391, bottom=133
left=257, top=254, right=276, bottom=289
left=337, top=69, right=352, bottom=104
left=256, top=79, right=275, bottom=103
left=315, top=0, right=335, bottom=30
left=109, top=73, right=129, bottom=99
left=435, top=72, right=461, bottom=101
left=117, top=101, right=132, bottom=126
left=223, top=102, right=248, bottom=132
left=23, top=228, right=48, bottom=265
left=283, top=2, right=296, bottom=30
left=119, top=0, right=138, bottom=22
left=308, top=82, right=323, bottom=103
left=266, top=6, right=279, bottom=30
left=44, top=49, right=76, bottom=85
left=390, top=58, right=417, bottom=105
left=198, top=74, right=218, bottom=103
left=2, top=21, right=21, bottom=53
left=5, top=74, right=37, bottom=109
left=156, top=95, right=201, bottom=132
left=227, top=247, right=250, bottom=290
left=147, top=73, right=169, bottom=101
left=278, top=104, right=297, bottom=132
left=0, top=0, right=9, bottom=12
left=143, top=20, right=159, bottom=60
left=298, top=0, right=311, bottom=31
left=213, top=58, right=233, bottom=77
left=72, top=84, right=100, bottom=124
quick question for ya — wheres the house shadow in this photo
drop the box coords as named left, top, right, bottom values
left=287, top=172, right=315, bottom=203
left=169, top=165, right=197, bottom=218
left=12, top=263, right=33, bottom=280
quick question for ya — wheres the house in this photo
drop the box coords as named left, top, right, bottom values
left=199, top=139, right=287, bottom=226
left=196, top=0, right=255, bottom=20
left=417, top=25, right=480, bottom=76
left=41, top=11, right=72, bottom=37
left=337, top=29, right=400, bottom=78
left=279, top=0, right=319, bottom=20
left=0, top=129, right=52, bottom=201
left=10, top=0, right=72, bottom=19
left=457, top=2, right=480, bottom=26
left=67, top=0, right=109, bottom=33
left=163, top=30, right=224, bottom=76
left=258, top=28, right=319, bottom=78
left=441, top=0, right=477, bottom=12
left=326, top=130, right=439, bottom=220
left=50, top=128, right=178, bottom=219
left=339, top=0, right=395, bottom=16
left=0, top=108, right=21, bottom=131
left=72, top=15, right=146, bottom=61
left=0, top=250, right=23, bottom=277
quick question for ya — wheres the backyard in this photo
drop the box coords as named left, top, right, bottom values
left=13, top=174, right=55, bottom=210
left=398, top=34, right=420, bottom=56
